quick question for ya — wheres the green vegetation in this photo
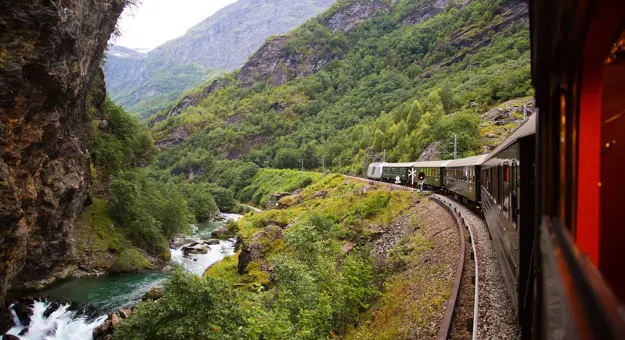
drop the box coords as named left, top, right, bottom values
left=115, top=174, right=418, bottom=339
left=150, top=0, right=530, bottom=176
left=108, top=61, right=224, bottom=118
left=238, top=169, right=321, bottom=206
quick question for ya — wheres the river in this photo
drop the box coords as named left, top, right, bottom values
left=2, top=213, right=242, bottom=340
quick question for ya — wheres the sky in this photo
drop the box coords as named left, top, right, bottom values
left=113, top=0, right=238, bottom=51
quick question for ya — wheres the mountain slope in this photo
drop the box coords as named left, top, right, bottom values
left=148, top=0, right=531, bottom=178
left=105, top=0, right=336, bottom=118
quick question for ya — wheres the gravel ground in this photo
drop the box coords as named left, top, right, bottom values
left=433, top=194, right=521, bottom=339
left=364, top=198, right=460, bottom=339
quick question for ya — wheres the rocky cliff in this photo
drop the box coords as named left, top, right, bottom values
left=151, top=0, right=391, bottom=129
left=236, top=0, right=390, bottom=88
left=0, top=0, right=125, bottom=307
left=105, top=0, right=336, bottom=117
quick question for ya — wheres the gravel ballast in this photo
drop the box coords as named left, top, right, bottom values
left=434, top=194, right=521, bottom=339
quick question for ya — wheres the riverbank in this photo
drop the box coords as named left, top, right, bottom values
left=1, top=213, right=242, bottom=339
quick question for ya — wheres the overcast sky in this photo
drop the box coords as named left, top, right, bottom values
left=113, top=0, right=238, bottom=51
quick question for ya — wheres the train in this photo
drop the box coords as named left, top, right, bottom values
left=367, top=0, right=625, bottom=335
left=367, top=113, right=536, bottom=326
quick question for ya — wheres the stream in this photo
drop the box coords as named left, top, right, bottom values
left=2, top=213, right=242, bottom=340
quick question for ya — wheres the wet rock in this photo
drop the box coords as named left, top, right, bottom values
left=182, top=244, right=208, bottom=255
left=204, top=239, right=220, bottom=246
left=4, top=334, right=20, bottom=340
left=43, top=301, right=61, bottom=318
left=118, top=308, right=132, bottom=319
left=211, top=227, right=229, bottom=239
left=142, top=287, right=164, bottom=301
left=109, top=313, right=120, bottom=327
left=93, top=320, right=112, bottom=340
left=171, top=237, right=199, bottom=248
left=0, top=306, right=14, bottom=335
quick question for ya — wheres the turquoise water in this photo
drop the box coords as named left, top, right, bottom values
left=38, top=271, right=167, bottom=312
left=36, top=214, right=241, bottom=312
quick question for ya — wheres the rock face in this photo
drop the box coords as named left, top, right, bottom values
left=326, top=0, right=391, bottom=32
left=105, top=0, right=336, bottom=117
left=0, top=0, right=124, bottom=304
left=236, top=0, right=390, bottom=88
left=480, top=97, right=535, bottom=153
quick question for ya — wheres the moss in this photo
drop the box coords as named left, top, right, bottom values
left=75, top=198, right=154, bottom=272
left=110, top=248, right=152, bottom=273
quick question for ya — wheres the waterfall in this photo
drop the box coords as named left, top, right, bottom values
left=4, top=301, right=106, bottom=340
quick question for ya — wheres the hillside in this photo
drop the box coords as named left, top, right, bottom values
left=149, top=0, right=531, bottom=177
left=104, top=0, right=336, bottom=118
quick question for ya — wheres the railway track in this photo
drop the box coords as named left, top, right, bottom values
left=433, top=194, right=521, bottom=339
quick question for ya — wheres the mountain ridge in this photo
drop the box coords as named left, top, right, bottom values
left=105, top=0, right=337, bottom=118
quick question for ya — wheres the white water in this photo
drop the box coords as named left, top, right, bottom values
left=4, top=302, right=106, bottom=340
left=170, top=239, right=235, bottom=276
left=3, top=213, right=243, bottom=340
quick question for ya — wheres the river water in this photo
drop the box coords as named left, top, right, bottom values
left=3, top=213, right=242, bottom=340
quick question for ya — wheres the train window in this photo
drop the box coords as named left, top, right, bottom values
left=503, top=164, right=510, bottom=214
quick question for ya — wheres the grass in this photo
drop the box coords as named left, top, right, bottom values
left=206, top=172, right=414, bottom=293
left=345, top=231, right=451, bottom=340
left=238, top=169, right=323, bottom=206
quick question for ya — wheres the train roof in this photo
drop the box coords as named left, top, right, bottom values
left=484, top=113, right=537, bottom=162
left=446, top=154, right=489, bottom=167
left=382, top=162, right=415, bottom=168
left=413, top=160, right=452, bottom=168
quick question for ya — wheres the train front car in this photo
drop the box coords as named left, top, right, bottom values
left=443, top=155, right=487, bottom=209
left=531, top=0, right=625, bottom=338
left=366, top=162, right=385, bottom=180
left=480, top=114, right=536, bottom=326
left=412, top=160, right=450, bottom=190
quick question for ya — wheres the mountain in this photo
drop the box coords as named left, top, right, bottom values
left=105, top=0, right=336, bottom=118
left=148, top=0, right=531, bottom=176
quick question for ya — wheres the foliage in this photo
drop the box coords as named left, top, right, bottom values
left=237, top=169, right=322, bottom=206
left=151, top=0, right=530, bottom=174
left=90, top=98, right=157, bottom=174
left=109, top=170, right=194, bottom=254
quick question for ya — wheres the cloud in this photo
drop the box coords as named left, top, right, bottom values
left=113, top=0, right=238, bottom=50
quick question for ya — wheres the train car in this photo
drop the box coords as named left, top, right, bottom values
left=413, top=160, right=450, bottom=189
left=379, top=162, right=414, bottom=184
left=443, top=155, right=487, bottom=206
left=529, top=0, right=625, bottom=338
left=480, top=114, right=537, bottom=319
left=366, top=162, right=385, bottom=180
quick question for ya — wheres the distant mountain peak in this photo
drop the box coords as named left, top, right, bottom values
left=105, top=0, right=336, bottom=118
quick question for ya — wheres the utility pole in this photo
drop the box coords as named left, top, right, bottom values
left=383, top=149, right=386, bottom=162
left=453, top=134, right=457, bottom=160
left=301, top=158, right=304, bottom=172
left=339, top=157, right=342, bottom=172
left=322, top=157, right=325, bottom=173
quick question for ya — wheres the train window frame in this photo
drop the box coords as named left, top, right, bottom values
left=503, top=163, right=511, bottom=218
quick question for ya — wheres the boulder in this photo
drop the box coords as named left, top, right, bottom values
left=266, top=220, right=289, bottom=229
left=182, top=244, right=208, bottom=255
left=312, top=190, right=328, bottom=199
left=211, top=227, right=229, bottom=239
left=4, top=334, right=20, bottom=340
left=109, top=313, right=121, bottom=327
left=118, top=308, right=132, bottom=319
left=265, top=192, right=292, bottom=209
left=204, top=239, right=220, bottom=246
left=142, top=287, right=163, bottom=301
